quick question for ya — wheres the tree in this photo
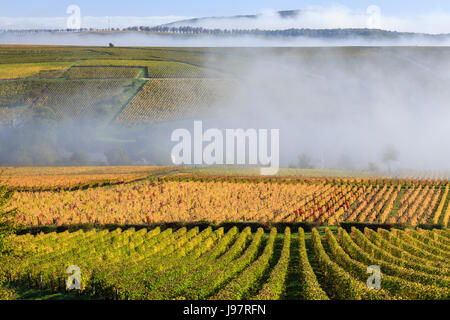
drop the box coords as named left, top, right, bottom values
left=382, top=144, right=399, bottom=172
left=109, top=43, right=115, bottom=48
left=104, top=147, right=130, bottom=165
left=368, top=162, right=381, bottom=173
left=30, top=144, right=59, bottom=166
left=337, top=154, right=355, bottom=171
left=69, top=150, right=91, bottom=165
left=32, top=106, right=57, bottom=125
left=298, top=153, right=315, bottom=169
left=288, top=162, right=297, bottom=169
left=10, top=148, right=33, bottom=166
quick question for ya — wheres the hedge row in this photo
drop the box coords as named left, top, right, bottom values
left=252, top=228, right=292, bottom=300
left=297, top=228, right=328, bottom=300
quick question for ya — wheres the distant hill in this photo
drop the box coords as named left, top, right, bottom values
left=162, top=9, right=303, bottom=28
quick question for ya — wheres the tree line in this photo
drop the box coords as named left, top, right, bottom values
left=2, top=27, right=448, bottom=40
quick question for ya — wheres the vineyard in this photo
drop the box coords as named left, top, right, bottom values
left=0, top=46, right=449, bottom=302
left=65, top=66, right=146, bottom=79
left=0, top=62, right=74, bottom=80
left=31, top=80, right=141, bottom=121
left=0, top=80, right=49, bottom=107
left=75, top=60, right=222, bottom=78
left=0, top=166, right=179, bottom=191
left=0, top=54, right=230, bottom=125
left=1, top=226, right=448, bottom=300
left=7, top=174, right=450, bottom=228
left=115, top=79, right=237, bottom=123
left=181, top=166, right=385, bottom=178
left=396, top=171, right=450, bottom=181
left=0, top=76, right=234, bottom=124
left=0, top=79, right=142, bottom=121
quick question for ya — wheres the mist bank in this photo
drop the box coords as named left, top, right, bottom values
left=0, top=46, right=449, bottom=173
left=3, top=31, right=450, bottom=47
left=198, top=48, right=450, bottom=172
left=162, top=6, right=450, bottom=35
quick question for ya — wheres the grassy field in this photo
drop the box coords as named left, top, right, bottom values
left=64, top=66, right=146, bottom=79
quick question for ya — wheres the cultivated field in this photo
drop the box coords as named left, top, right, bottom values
left=0, top=79, right=141, bottom=121
left=2, top=226, right=449, bottom=300
left=7, top=174, right=449, bottom=228
left=64, top=66, right=146, bottom=79
left=0, top=166, right=180, bottom=190
left=4, top=46, right=450, bottom=126
left=0, top=47, right=233, bottom=125
left=116, top=78, right=237, bottom=123
left=0, top=46, right=449, bottom=301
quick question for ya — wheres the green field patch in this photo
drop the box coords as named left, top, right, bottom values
left=0, top=80, right=47, bottom=107
left=27, top=69, right=67, bottom=79
left=36, top=79, right=143, bottom=122
left=0, top=62, right=74, bottom=80
left=76, top=59, right=224, bottom=78
left=65, top=66, right=146, bottom=79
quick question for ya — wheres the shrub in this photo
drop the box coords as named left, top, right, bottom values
left=105, top=148, right=131, bottom=165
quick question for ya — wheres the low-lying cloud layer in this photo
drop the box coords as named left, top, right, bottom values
left=197, top=47, right=450, bottom=171
left=168, top=6, right=450, bottom=35
left=2, top=32, right=450, bottom=47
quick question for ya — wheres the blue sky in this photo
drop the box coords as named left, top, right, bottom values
left=2, top=0, right=450, bottom=18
